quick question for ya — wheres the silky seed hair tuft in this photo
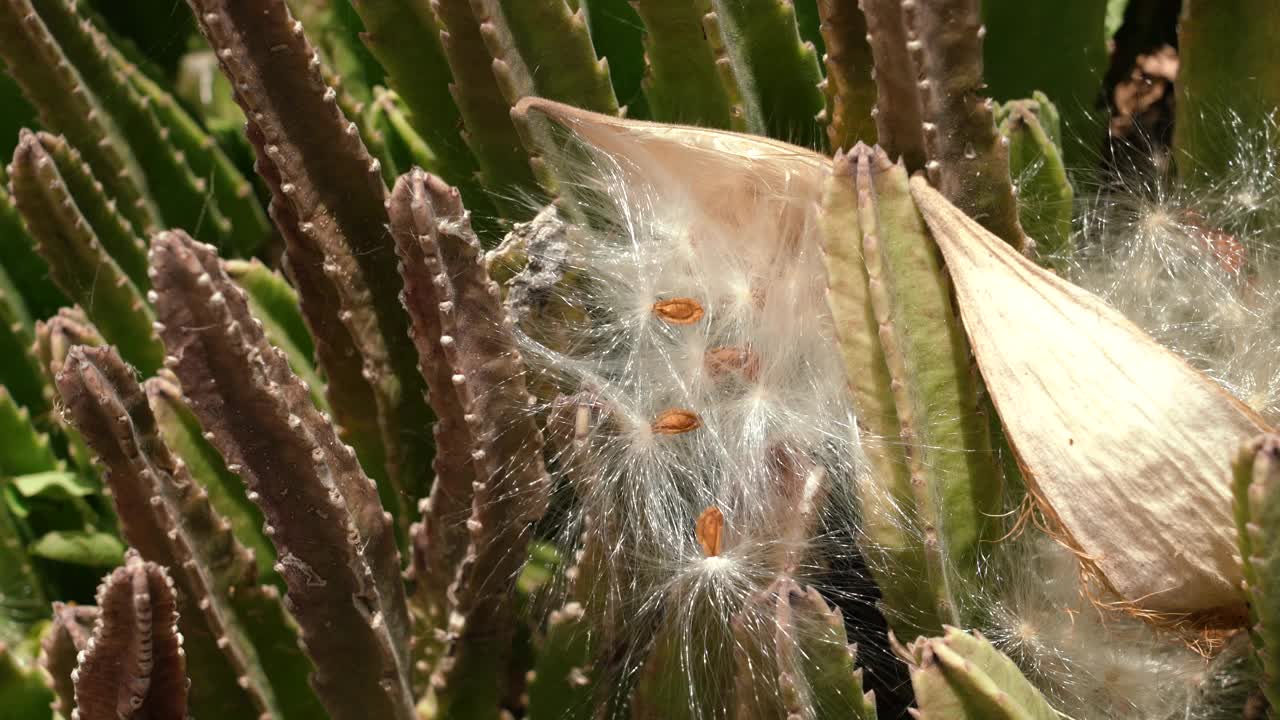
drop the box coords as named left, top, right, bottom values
left=500, top=101, right=1272, bottom=718
left=507, top=103, right=868, bottom=715
left=1071, top=111, right=1280, bottom=424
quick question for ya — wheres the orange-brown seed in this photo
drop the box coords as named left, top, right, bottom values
left=705, top=346, right=761, bottom=381
left=651, top=408, right=701, bottom=435
left=696, top=506, right=725, bottom=558
left=652, top=297, right=705, bottom=325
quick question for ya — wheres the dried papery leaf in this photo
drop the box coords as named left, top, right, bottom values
left=909, top=176, right=1271, bottom=618
left=73, top=552, right=188, bottom=720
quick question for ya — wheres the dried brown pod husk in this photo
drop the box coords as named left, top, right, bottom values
left=910, top=176, right=1271, bottom=621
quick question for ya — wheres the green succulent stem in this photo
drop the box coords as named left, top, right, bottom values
left=1234, top=434, right=1280, bottom=711
left=1175, top=0, right=1280, bottom=182
left=9, top=131, right=162, bottom=375
left=981, top=0, right=1109, bottom=164
left=821, top=145, right=1001, bottom=641
left=150, top=230, right=416, bottom=720
left=704, top=0, right=827, bottom=148
left=632, top=0, right=739, bottom=129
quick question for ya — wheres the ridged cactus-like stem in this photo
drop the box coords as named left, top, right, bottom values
left=0, top=386, right=60, bottom=475
left=17, top=130, right=148, bottom=291
left=906, top=627, right=1057, bottom=719
left=0, top=263, right=48, bottom=418
left=631, top=0, right=739, bottom=129
left=35, top=307, right=102, bottom=383
left=0, top=0, right=159, bottom=234
left=702, top=0, right=827, bottom=148
left=149, top=230, right=415, bottom=720
left=34, top=306, right=102, bottom=472
left=429, top=0, right=539, bottom=209
left=901, top=0, right=1027, bottom=251
left=143, top=373, right=278, bottom=585
left=110, top=51, right=269, bottom=256
left=1234, top=434, right=1280, bottom=710
left=8, top=131, right=162, bottom=375
left=0, top=469, right=45, bottom=634
left=242, top=121, right=390, bottom=514
left=189, top=0, right=435, bottom=533
left=386, top=169, right=552, bottom=719
left=364, top=88, right=442, bottom=182
left=386, top=170, right=477, bottom=630
left=489, top=0, right=619, bottom=115
left=858, top=0, right=927, bottom=171
left=347, top=0, right=473, bottom=180
left=818, top=0, right=878, bottom=151
left=735, top=580, right=878, bottom=720
left=27, top=0, right=235, bottom=245
left=73, top=552, right=189, bottom=720
left=0, top=180, right=64, bottom=319
left=820, top=145, right=1001, bottom=641
left=0, top=0, right=265, bottom=251
left=223, top=259, right=328, bottom=413
left=996, top=94, right=1074, bottom=269
left=56, top=344, right=319, bottom=719
left=39, top=603, right=97, bottom=717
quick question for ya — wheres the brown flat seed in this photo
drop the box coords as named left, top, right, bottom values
left=652, top=408, right=701, bottom=435
left=696, top=506, right=724, bottom=558
left=652, top=297, right=705, bottom=324
left=705, top=346, right=761, bottom=381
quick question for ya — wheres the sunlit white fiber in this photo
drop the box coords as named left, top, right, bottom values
left=507, top=122, right=865, bottom=715
left=1070, top=113, right=1280, bottom=423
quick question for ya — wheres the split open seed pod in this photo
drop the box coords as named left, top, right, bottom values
left=910, top=177, right=1271, bottom=620
left=512, top=97, right=831, bottom=234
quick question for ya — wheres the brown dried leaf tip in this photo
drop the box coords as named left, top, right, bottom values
left=697, top=506, right=725, bottom=558
left=652, top=409, right=701, bottom=435
left=652, top=297, right=705, bottom=325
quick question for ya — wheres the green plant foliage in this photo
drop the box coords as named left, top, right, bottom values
left=1175, top=0, right=1280, bottom=181
left=982, top=0, right=1109, bottom=162
left=0, top=2, right=1277, bottom=719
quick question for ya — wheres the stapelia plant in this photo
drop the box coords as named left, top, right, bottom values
left=0, top=1, right=1278, bottom=719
